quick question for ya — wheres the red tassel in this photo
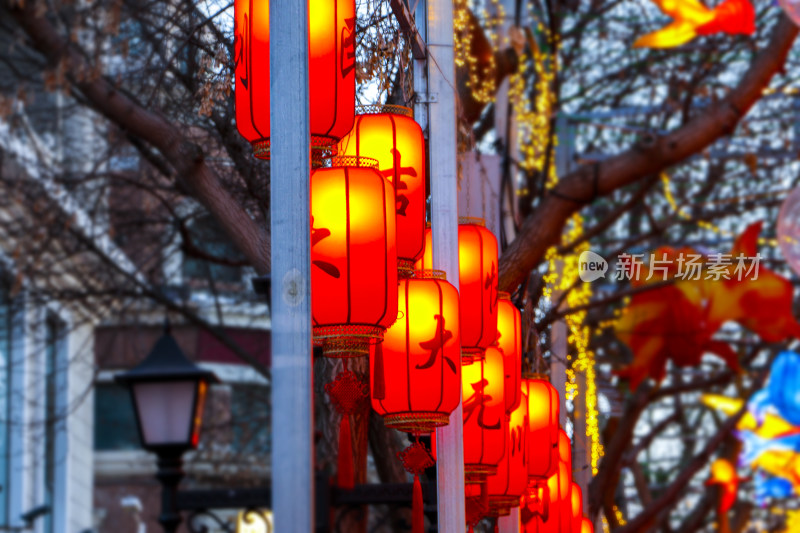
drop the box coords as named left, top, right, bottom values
left=430, top=432, right=436, bottom=461
left=412, top=473, right=424, bottom=533
left=373, top=344, right=386, bottom=399
left=494, top=519, right=499, bottom=533
left=337, top=414, right=354, bottom=489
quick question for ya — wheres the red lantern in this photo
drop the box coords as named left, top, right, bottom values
left=370, top=269, right=459, bottom=533
left=581, top=518, right=594, bottom=533
left=234, top=0, right=356, bottom=159
left=570, top=484, right=583, bottom=533
left=486, top=385, right=528, bottom=517
left=312, top=157, right=397, bottom=490
left=337, top=106, right=426, bottom=276
left=463, top=346, right=507, bottom=483
left=311, top=157, right=398, bottom=356
left=417, top=219, right=499, bottom=361
left=524, top=429, right=572, bottom=533
left=370, top=270, right=461, bottom=432
left=526, top=377, right=560, bottom=480
left=497, top=292, right=522, bottom=413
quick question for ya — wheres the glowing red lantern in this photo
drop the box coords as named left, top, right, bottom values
left=571, top=484, right=583, bottom=533
left=370, top=270, right=461, bottom=432
left=337, top=106, right=426, bottom=276
left=370, top=269, right=459, bottom=533
left=417, top=219, right=499, bottom=360
left=497, top=292, right=522, bottom=413
left=463, top=346, right=507, bottom=483
left=311, top=157, right=397, bottom=490
left=581, top=518, right=594, bottom=533
left=234, top=0, right=356, bottom=159
left=311, top=157, right=398, bottom=356
left=526, top=377, right=560, bottom=480
left=486, top=385, right=528, bottom=517
left=526, top=429, right=572, bottom=533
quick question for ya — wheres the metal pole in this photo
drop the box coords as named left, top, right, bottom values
left=426, top=0, right=466, bottom=530
left=269, top=0, right=314, bottom=531
left=155, top=451, right=184, bottom=533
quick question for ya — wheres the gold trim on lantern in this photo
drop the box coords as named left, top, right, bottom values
left=498, top=291, right=511, bottom=300
left=329, top=155, right=379, bottom=169
left=458, top=216, right=486, bottom=227
left=461, top=348, right=486, bottom=364
left=465, top=465, right=497, bottom=483
left=487, top=498, right=517, bottom=517
left=398, top=259, right=416, bottom=279
left=383, top=412, right=450, bottom=433
left=313, top=325, right=383, bottom=358
left=413, top=269, right=446, bottom=280
left=253, top=135, right=338, bottom=162
left=356, top=104, right=413, bottom=117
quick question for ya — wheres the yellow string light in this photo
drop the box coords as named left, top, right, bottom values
left=512, top=26, right=557, bottom=187
left=453, top=0, right=500, bottom=105
left=661, top=172, right=778, bottom=247
left=544, top=213, right=604, bottom=474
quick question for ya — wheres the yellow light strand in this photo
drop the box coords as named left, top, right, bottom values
left=661, top=173, right=778, bottom=247
left=544, top=214, right=604, bottom=474
left=512, top=27, right=557, bottom=188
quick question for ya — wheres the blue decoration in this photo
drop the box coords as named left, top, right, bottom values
left=754, top=473, right=793, bottom=507
left=749, top=351, right=800, bottom=426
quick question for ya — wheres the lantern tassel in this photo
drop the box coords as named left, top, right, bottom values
left=494, top=519, right=499, bottom=533
left=412, top=473, right=424, bottom=533
left=373, top=343, right=386, bottom=399
left=337, top=413, right=355, bottom=489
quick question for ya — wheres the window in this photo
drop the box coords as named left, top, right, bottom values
left=230, top=384, right=270, bottom=455
left=93, top=383, right=141, bottom=451
left=181, top=215, right=246, bottom=284
left=43, top=318, right=57, bottom=533
left=43, top=314, right=67, bottom=533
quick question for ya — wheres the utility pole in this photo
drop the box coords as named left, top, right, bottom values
left=269, top=0, right=314, bottom=531
left=425, top=0, right=467, bottom=530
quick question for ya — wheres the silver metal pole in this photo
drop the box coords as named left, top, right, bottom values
left=426, top=0, right=466, bottom=530
left=269, top=0, right=313, bottom=531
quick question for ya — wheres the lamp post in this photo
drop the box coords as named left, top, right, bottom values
left=115, top=325, right=219, bottom=533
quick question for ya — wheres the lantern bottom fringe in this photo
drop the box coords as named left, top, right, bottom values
left=337, top=414, right=355, bottom=490
left=314, top=325, right=383, bottom=358
left=465, top=465, right=497, bottom=484
left=461, top=349, right=486, bottom=364
left=252, top=135, right=338, bottom=162
left=412, top=474, right=424, bottom=533
left=384, top=412, right=450, bottom=433
left=489, top=495, right=521, bottom=510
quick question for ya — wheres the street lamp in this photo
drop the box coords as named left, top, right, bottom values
left=115, top=324, right=219, bottom=533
